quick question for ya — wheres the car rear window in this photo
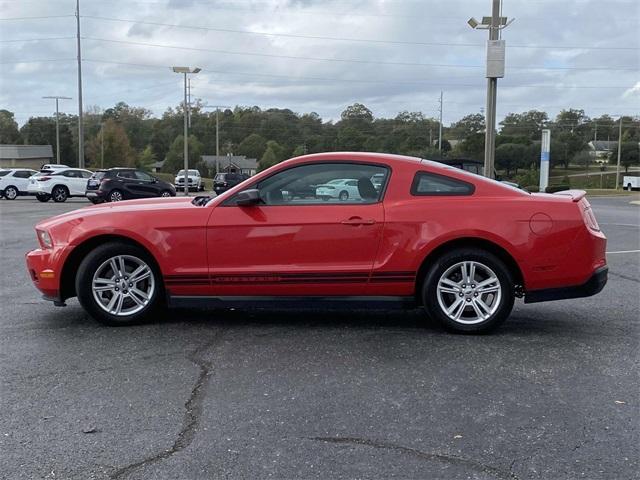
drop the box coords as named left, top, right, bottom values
left=92, top=172, right=106, bottom=180
left=0, top=171, right=9, bottom=177
left=411, top=172, right=475, bottom=196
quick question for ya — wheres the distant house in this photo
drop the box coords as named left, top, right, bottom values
left=588, top=140, right=617, bottom=161
left=201, top=155, right=258, bottom=176
left=0, top=145, right=54, bottom=169
left=152, top=160, right=165, bottom=173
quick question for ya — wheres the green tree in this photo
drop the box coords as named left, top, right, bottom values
left=0, top=109, right=22, bottom=144
left=340, top=103, right=373, bottom=123
left=136, top=145, right=156, bottom=171
left=259, top=141, right=284, bottom=171
left=610, top=142, right=640, bottom=172
left=85, top=119, right=136, bottom=168
left=237, top=133, right=267, bottom=159
left=500, top=110, right=548, bottom=140
left=449, top=113, right=485, bottom=140
left=162, top=135, right=203, bottom=173
left=495, top=143, right=529, bottom=176
left=551, top=132, right=587, bottom=169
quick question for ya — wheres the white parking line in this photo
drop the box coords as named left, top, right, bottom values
left=606, top=250, right=640, bottom=254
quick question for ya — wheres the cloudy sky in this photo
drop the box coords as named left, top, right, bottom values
left=1, top=0, right=638, bottom=126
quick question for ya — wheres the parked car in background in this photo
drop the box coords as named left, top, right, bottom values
left=623, top=176, right=639, bottom=191
left=27, top=168, right=93, bottom=202
left=316, top=178, right=362, bottom=201
left=85, top=168, right=176, bottom=203
left=26, top=152, right=607, bottom=333
left=40, top=164, right=70, bottom=172
left=213, top=172, right=249, bottom=194
left=174, top=169, right=204, bottom=192
left=0, top=168, right=38, bottom=200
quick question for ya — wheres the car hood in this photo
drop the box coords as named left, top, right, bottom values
left=36, top=197, right=194, bottom=230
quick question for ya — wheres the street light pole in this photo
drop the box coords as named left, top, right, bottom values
left=75, top=0, right=84, bottom=168
left=43, top=96, right=71, bottom=164
left=615, top=117, right=623, bottom=189
left=468, top=1, right=513, bottom=179
left=203, top=105, right=230, bottom=174
left=438, top=90, right=443, bottom=155
left=172, top=67, right=201, bottom=196
left=100, top=122, right=104, bottom=169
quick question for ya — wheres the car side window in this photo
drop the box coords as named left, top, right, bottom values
left=411, top=172, right=475, bottom=196
left=230, top=162, right=390, bottom=206
left=13, top=170, right=34, bottom=178
left=117, top=171, right=136, bottom=180
left=81, top=170, right=93, bottom=179
left=134, top=171, right=154, bottom=182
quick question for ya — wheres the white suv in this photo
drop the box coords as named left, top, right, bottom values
left=0, top=169, right=39, bottom=200
left=27, top=168, right=93, bottom=202
left=174, top=169, right=203, bottom=191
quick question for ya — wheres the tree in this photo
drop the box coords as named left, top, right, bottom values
left=449, top=113, right=485, bottom=140
left=500, top=110, right=548, bottom=140
left=136, top=145, right=156, bottom=171
left=340, top=103, right=373, bottom=123
left=0, top=109, right=22, bottom=144
left=85, top=119, right=136, bottom=168
left=163, top=135, right=203, bottom=173
left=495, top=143, right=529, bottom=175
left=259, top=140, right=286, bottom=171
left=551, top=132, right=587, bottom=169
left=237, top=133, right=267, bottom=159
left=610, top=142, right=640, bottom=172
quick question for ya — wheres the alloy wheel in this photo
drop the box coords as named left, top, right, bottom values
left=110, top=190, right=123, bottom=202
left=91, top=254, right=155, bottom=317
left=436, top=261, right=502, bottom=325
left=4, top=187, right=17, bottom=200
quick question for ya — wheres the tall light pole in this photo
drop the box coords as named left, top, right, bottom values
left=203, top=105, right=231, bottom=174
left=172, top=67, right=201, bottom=195
left=100, top=122, right=105, bottom=169
left=438, top=91, right=443, bottom=155
left=75, top=0, right=84, bottom=168
left=615, top=117, right=623, bottom=189
left=42, top=96, right=71, bottom=164
left=468, top=2, right=513, bottom=178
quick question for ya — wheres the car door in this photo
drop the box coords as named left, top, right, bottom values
left=64, top=169, right=86, bottom=195
left=12, top=170, right=36, bottom=192
left=206, top=162, right=389, bottom=296
left=115, top=171, right=141, bottom=198
left=133, top=170, right=160, bottom=197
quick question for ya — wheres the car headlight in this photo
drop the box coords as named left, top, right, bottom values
left=37, top=229, right=53, bottom=249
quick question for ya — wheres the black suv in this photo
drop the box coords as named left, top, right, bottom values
left=86, top=168, right=176, bottom=203
left=213, top=172, right=249, bottom=194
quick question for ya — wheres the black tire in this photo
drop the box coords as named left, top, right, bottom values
left=75, top=242, right=164, bottom=326
left=88, top=197, right=103, bottom=204
left=36, top=193, right=51, bottom=203
left=160, top=190, right=172, bottom=197
left=4, top=186, right=18, bottom=200
left=52, top=185, right=68, bottom=203
left=628, top=183, right=632, bottom=191
left=109, top=189, right=124, bottom=202
left=339, top=190, right=349, bottom=201
left=421, top=248, right=514, bottom=333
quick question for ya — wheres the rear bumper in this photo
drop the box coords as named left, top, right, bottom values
left=524, top=266, right=608, bottom=303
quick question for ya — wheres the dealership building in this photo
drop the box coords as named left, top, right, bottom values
left=0, top=145, right=54, bottom=170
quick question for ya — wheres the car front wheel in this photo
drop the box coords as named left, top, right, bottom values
left=109, top=189, right=124, bottom=202
left=422, top=248, right=514, bottom=333
left=160, top=190, right=172, bottom=197
left=36, top=193, right=51, bottom=202
left=4, top=186, right=18, bottom=200
left=76, top=242, right=163, bottom=326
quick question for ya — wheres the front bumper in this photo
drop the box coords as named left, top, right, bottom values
left=525, top=266, right=608, bottom=303
left=25, top=247, right=64, bottom=302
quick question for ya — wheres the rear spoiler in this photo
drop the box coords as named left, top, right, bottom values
left=554, top=189, right=587, bottom=202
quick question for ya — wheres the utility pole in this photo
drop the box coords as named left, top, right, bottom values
left=468, top=1, right=513, bottom=178
left=75, top=0, right=84, bottom=168
left=438, top=90, right=443, bottom=155
left=100, top=122, right=104, bottom=169
left=615, top=118, right=623, bottom=189
left=187, top=78, right=192, bottom=128
left=203, top=105, right=230, bottom=174
left=42, top=96, right=71, bottom=164
left=172, top=67, right=200, bottom=195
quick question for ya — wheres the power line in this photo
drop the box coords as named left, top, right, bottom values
left=0, top=15, right=75, bottom=20
left=0, top=36, right=75, bottom=43
left=81, top=58, right=636, bottom=90
left=81, top=36, right=640, bottom=72
left=81, top=15, right=640, bottom=51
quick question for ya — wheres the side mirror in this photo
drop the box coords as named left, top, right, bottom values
left=235, top=189, right=261, bottom=206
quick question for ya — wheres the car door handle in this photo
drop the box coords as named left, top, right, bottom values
left=341, top=217, right=376, bottom=226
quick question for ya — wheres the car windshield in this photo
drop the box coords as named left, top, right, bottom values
left=0, top=170, right=9, bottom=177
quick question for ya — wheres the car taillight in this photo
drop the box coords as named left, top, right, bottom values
left=223, top=182, right=228, bottom=186
left=581, top=204, right=600, bottom=232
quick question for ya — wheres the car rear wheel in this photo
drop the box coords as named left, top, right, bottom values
left=52, top=186, right=68, bottom=203
left=109, top=189, right=124, bottom=202
left=76, top=242, right=163, bottom=326
left=160, top=190, right=172, bottom=197
left=4, top=186, right=18, bottom=200
left=339, top=190, right=349, bottom=201
left=422, top=248, right=514, bottom=333
left=36, top=193, right=51, bottom=202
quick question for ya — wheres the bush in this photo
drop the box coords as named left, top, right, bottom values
left=524, top=185, right=539, bottom=192
left=545, top=184, right=571, bottom=193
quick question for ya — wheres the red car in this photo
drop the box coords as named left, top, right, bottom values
left=25, top=152, right=607, bottom=332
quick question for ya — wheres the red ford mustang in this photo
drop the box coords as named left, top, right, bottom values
left=25, top=152, right=607, bottom=332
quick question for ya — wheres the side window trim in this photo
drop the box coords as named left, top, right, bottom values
left=223, top=161, right=392, bottom=206
left=410, top=171, right=475, bottom=196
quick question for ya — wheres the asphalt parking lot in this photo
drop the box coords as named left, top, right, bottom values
left=1, top=195, right=638, bottom=480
